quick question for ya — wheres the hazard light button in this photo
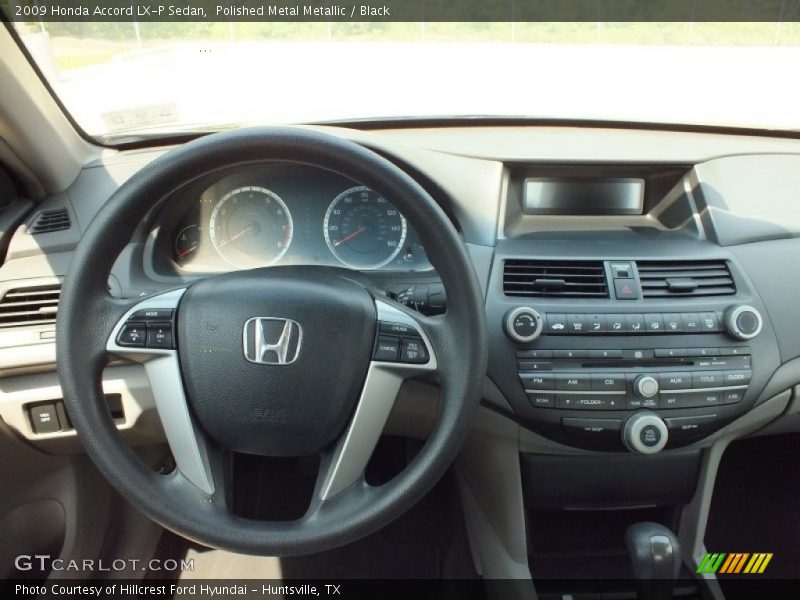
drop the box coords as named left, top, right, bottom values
left=614, top=278, right=641, bottom=300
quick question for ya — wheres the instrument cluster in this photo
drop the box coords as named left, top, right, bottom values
left=156, top=164, right=432, bottom=274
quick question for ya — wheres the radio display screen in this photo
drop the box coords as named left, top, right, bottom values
left=523, top=177, right=645, bottom=216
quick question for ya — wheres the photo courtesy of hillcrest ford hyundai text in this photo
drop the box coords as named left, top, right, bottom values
left=0, top=1, right=799, bottom=599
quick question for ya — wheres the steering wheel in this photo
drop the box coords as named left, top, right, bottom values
left=56, top=128, right=487, bottom=555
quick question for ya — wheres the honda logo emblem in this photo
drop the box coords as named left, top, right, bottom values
left=243, top=317, right=302, bottom=365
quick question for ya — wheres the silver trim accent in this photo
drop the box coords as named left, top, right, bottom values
left=522, top=385, right=748, bottom=395
left=504, top=306, right=543, bottom=343
left=634, top=375, right=659, bottom=398
left=106, top=288, right=215, bottom=495
left=242, top=317, right=302, bottom=365
left=317, top=300, right=437, bottom=501
left=623, top=412, right=668, bottom=454
left=725, top=305, right=763, bottom=340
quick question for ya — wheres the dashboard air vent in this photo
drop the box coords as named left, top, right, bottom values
left=0, top=284, right=60, bottom=328
left=29, top=208, right=70, bottom=234
left=637, top=260, right=736, bottom=298
left=503, top=260, right=609, bottom=298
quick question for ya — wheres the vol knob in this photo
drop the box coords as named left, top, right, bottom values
left=504, top=307, right=543, bottom=343
left=633, top=375, right=659, bottom=399
left=623, top=412, right=668, bottom=454
left=724, top=305, right=763, bottom=340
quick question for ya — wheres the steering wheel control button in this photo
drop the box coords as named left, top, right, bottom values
left=505, top=307, right=543, bottom=343
left=623, top=412, right=668, bottom=454
left=725, top=305, right=763, bottom=340
left=379, top=321, right=417, bottom=336
left=373, top=336, right=400, bottom=362
left=117, top=322, right=147, bottom=347
left=400, top=338, right=429, bottom=364
left=147, top=323, right=174, bottom=349
left=633, top=375, right=659, bottom=398
left=132, top=308, right=174, bottom=320
left=29, top=403, right=61, bottom=434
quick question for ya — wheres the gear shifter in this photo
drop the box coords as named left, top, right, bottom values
left=625, top=522, right=682, bottom=600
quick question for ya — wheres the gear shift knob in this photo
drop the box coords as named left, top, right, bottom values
left=625, top=522, right=682, bottom=600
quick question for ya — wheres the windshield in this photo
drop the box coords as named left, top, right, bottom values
left=12, top=22, right=800, bottom=142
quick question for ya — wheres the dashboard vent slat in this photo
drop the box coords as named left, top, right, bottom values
left=28, top=208, right=71, bottom=234
left=637, top=260, right=736, bottom=298
left=0, top=284, right=60, bottom=328
left=503, top=260, right=609, bottom=298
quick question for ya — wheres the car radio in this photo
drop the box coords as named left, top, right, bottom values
left=490, top=298, right=772, bottom=454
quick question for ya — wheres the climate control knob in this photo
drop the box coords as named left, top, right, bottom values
left=724, top=305, right=763, bottom=340
left=504, top=307, right=544, bottom=343
left=623, top=412, right=668, bottom=454
left=633, top=375, right=659, bottom=399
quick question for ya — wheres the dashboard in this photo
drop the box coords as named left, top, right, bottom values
left=149, top=164, right=432, bottom=275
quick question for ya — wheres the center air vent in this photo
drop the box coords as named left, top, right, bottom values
left=636, top=260, right=736, bottom=298
left=0, top=284, right=60, bottom=328
left=28, top=208, right=71, bottom=234
left=503, top=260, right=609, bottom=298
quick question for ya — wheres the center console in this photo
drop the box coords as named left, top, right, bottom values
left=485, top=165, right=782, bottom=454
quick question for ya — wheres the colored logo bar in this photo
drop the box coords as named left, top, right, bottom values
left=697, top=552, right=773, bottom=574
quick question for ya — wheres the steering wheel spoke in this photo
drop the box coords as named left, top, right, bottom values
left=106, top=288, right=216, bottom=495
left=314, top=299, right=437, bottom=502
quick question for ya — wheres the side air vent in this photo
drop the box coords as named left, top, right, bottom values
left=503, top=260, right=609, bottom=297
left=637, top=260, right=736, bottom=298
left=28, top=208, right=71, bottom=234
left=0, top=284, right=60, bottom=328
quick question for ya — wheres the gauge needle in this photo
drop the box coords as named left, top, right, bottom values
left=177, top=244, right=198, bottom=259
left=219, top=224, right=255, bottom=248
left=333, top=226, right=366, bottom=248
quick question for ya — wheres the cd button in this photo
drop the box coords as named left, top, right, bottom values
left=591, top=373, right=626, bottom=391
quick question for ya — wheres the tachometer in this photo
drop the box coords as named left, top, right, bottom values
left=209, top=186, right=293, bottom=268
left=323, top=186, right=407, bottom=269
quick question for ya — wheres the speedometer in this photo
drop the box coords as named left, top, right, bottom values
left=323, top=186, right=407, bottom=270
left=209, top=186, right=293, bottom=268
